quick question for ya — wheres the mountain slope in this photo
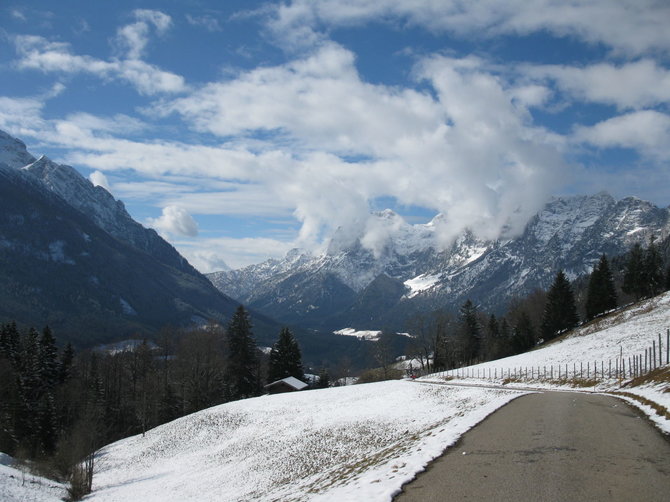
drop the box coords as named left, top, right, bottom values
left=209, top=193, right=670, bottom=331
left=0, top=130, right=255, bottom=345
left=0, top=163, right=243, bottom=345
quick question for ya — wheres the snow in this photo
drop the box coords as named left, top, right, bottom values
left=403, top=274, right=440, bottom=298
left=0, top=456, right=67, bottom=502
left=420, top=291, right=670, bottom=432
left=333, top=327, right=382, bottom=341
left=119, top=297, right=137, bottom=316
left=89, top=382, right=524, bottom=502
left=9, top=292, right=670, bottom=502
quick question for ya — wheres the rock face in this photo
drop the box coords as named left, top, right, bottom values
left=209, top=193, right=670, bottom=331
left=0, top=130, right=250, bottom=346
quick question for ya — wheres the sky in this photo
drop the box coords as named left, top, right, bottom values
left=1, top=1, right=669, bottom=272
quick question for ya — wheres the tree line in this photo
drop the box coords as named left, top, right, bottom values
left=0, top=305, right=311, bottom=499
left=404, top=238, right=670, bottom=373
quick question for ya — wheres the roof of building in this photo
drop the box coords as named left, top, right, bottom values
left=265, top=376, right=308, bottom=391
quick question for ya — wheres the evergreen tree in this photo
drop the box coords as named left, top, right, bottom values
left=622, top=242, right=646, bottom=300
left=585, top=254, right=618, bottom=320
left=267, top=327, right=305, bottom=383
left=665, top=264, right=670, bottom=292
left=317, top=368, right=330, bottom=388
left=459, top=300, right=481, bottom=362
left=485, top=314, right=500, bottom=360
left=226, top=306, right=260, bottom=400
left=39, top=326, right=59, bottom=390
left=59, top=343, right=74, bottom=384
left=541, top=270, right=579, bottom=341
left=644, top=238, right=663, bottom=296
left=511, top=312, right=535, bottom=354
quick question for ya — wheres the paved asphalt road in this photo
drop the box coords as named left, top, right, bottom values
left=394, top=392, right=670, bottom=501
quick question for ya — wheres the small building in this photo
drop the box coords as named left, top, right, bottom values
left=264, top=376, right=309, bottom=395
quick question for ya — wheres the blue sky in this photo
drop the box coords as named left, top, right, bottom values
left=1, top=0, right=669, bottom=271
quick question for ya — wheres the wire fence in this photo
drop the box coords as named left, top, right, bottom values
left=413, top=329, right=670, bottom=385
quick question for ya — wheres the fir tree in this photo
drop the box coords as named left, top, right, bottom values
left=38, top=326, right=59, bottom=390
left=511, top=312, right=535, bottom=354
left=622, top=242, right=646, bottom=300
left=267, top=327, right=305, bottom=383
left=226, top=306, right=260, bottom=400
left=485, top=314, right=500, bottom=360
left=459, top=300, right=481, bottom=362
left=644, top=238, right=663, bottom=296
left=59, top=343, right=74, bottom=384
left=541, top=270, right=579, bottom=341
left=317, top=368, right=330, bottom=388
left=585, top=254, right=618, bottom=320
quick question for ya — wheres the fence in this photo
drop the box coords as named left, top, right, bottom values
left=414, top=329, right=670, bottom=385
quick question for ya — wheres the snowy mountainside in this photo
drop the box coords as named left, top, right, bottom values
left=0, top=129, right=251, bottom=345
left=0, top=133, right=195, bottom=275
left=209, top=193, right=670, bottom=331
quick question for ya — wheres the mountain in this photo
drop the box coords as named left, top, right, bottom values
left=208, top=193, right=670, bottom=332
left=0, top=130, right=253, bottom=346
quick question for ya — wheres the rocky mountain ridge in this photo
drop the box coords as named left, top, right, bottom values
left=0, top=130, right=248, bottom=345
left=208, top=192, right=670, bottom=331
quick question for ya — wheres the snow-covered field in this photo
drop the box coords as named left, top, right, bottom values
left=90, top=383, right=523, bottom=502
left=0, top=453, right=67, bottom=502
left=4, top=292, right=669, bottom=502
left=420, top=291, right=670, bottom=432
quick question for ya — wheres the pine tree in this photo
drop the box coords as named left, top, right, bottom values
left=541, top=270, right=579, bottom=341
left=644, top=238, right=663, bottom=296
left=585, top=254, right=618, bottom=320
left=317, top=368, right=330, bottom=388
left=623, top=242, right=646, bottom=300
left=226, top=306, right=260, bottom=400
left=459, top=300, right=481, bottom=362
left=39, top=326, right=59, bottom=390
left=59, top=343, right=74, bottom=384
left=511, top=311, right=535, bottom=354
left=485, top=314, right=500, bottom=360
left=268, top=327, right=305, bottom=383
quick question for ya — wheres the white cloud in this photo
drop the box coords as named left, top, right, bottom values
left=14, top=34, right=186, bottom=95
left=172, top=236, right=295, bottom=272
left=114, top=9, right=172, bottom=60
left=268, top=0, right=670, bottom=56
left=527, top=60, right=670, bottom=110
left=147, top=205, right=199, bottom=237
left=158, top=46, right=566, bottom=247
left=573, top=110, right=670, bottom=160
left=186, top=14, right=222, bottom=32
left=89, top=170, right=111, bottom=191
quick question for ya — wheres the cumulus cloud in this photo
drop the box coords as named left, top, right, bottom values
left=526, top=60, right=670, bottom=110
left=268, top=0, right=670, bottom=56
left=573, top=110, right=670, bottom=160
left=158, top=46, right=565, bottom=249
left=14, top=33, right=186, bottom=95
left=89, top=170, right=111, bottom=191
left=147, top=205, right=199, bottom=237
left=114, top=9, right=172, bottom=60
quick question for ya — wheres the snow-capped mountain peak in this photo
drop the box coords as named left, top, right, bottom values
left=0, top=129, right=36, bottom=169
left=208, top=192, right=670, bottom=332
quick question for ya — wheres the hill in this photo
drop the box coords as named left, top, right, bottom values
left=2, top=292, right=669, bottom=501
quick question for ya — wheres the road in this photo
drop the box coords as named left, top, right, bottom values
left=394, top=392, right=670, bottom=501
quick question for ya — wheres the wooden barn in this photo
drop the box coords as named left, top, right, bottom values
left=264, top=376, right=308, bottom=395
